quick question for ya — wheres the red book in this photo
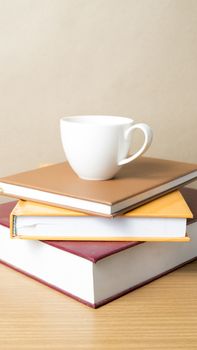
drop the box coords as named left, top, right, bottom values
left=0, top=188, right=196, bottom=308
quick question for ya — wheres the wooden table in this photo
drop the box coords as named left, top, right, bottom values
left=0, top=260, right=197, bottom=349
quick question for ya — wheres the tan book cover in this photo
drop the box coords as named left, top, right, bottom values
left=10, top=191, right=192, bottom=241
left=0, top=157, right=197, bottom=216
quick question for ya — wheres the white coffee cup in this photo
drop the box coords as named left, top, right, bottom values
left=60, top=115, right=153, bottom=180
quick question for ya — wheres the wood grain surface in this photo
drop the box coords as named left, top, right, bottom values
left=0, top=260, right=197, bottom=350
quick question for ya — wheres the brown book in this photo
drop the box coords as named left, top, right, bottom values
left=0, top=157, right=196, bottom=216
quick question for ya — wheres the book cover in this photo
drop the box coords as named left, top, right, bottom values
left=0, top=157, right=196, bottom=216
left=10, top=191, right=192, bottom=241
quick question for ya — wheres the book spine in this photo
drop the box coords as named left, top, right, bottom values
left=10, top=213, right=16, bottom=238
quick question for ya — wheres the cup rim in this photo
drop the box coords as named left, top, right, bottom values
left=60, top=115, right=134, bottom=126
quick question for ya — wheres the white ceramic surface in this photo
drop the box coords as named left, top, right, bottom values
left=60, top=115, right=153, bottom=180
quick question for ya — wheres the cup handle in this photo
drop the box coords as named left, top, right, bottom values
left=118, top=123, right=153, bottom=166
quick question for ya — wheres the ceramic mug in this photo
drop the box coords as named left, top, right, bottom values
left=60, top=115, right=153, bottom=180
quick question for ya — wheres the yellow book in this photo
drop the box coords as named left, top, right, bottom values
left=10, top=191, right=193, bottom=241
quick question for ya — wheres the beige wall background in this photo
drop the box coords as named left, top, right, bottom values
left=0, top=0, right=196, bottom=197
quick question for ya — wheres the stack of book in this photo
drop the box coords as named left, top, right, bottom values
left=0, top=157, right=196, bottom=308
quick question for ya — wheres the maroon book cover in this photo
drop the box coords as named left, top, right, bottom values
left=0, top=188, right=196, bottom=263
